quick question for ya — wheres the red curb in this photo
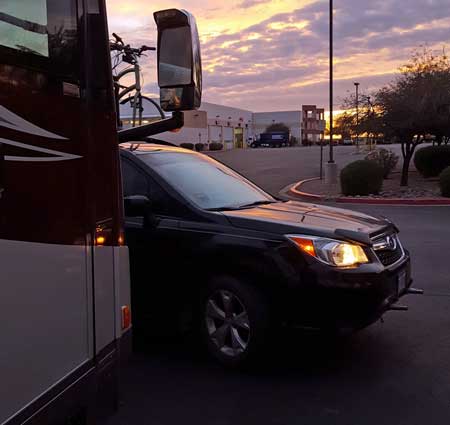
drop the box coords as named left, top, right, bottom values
left=289, top=178, right=450, bottom=206
left=336, top=197, right=450, bottom=205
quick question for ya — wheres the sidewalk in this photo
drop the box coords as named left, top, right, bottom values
left=289, top=174, right=450, bottom=205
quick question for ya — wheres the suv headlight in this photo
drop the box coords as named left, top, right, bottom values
left=287, top=235, right=369, bottom=268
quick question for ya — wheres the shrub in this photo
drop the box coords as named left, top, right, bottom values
left=195, top=143, right=205, bottom=152
left=414, top=146, right=450, bottom=177
left=180, top=143, right=194, bottom=150
left=439, top=166, right=450, bottom=197
left=340, top=160, right=384, bottom=196
left=365, top=148, right=399, bottom=178
left=209, top=142, right=223, bottom=151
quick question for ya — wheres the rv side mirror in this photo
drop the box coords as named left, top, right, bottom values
left=154, top=9, right=202, bottom=112
left=124, top=195, right=151, bottom=217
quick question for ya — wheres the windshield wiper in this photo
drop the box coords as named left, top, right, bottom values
left=205, top=206, right=243, bottom=211
left=236, top=200, right=277, bottom=209
left=206, top=200, right=276, bottom=212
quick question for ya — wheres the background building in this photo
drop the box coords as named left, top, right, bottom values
left=301, top=105, right=326, bottom=145
left=120, top=102, right=253, bottom=150
left=147, top=110, right=209, bottom=147
left=253, top=111, right=302, bottom=144
left=120, top=101, right=324, bottom=149
left=202, top=102, right=253, bottom=150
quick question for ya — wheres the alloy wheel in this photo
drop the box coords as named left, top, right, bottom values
left=205, top=290, right=250, bottom=357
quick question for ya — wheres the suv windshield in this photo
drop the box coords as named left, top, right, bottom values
left=139, top=150, right=275, bottom=210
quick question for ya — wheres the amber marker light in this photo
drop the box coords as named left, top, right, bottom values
left=95, top=223, right=112, bottom=246
left=96, top=235, right=106, bottom=246
left=289, top=237, right=316, bottom=257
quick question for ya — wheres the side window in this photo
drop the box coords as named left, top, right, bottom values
left=122, top=157, right=186, bottom=218
left=122, top=160, right=148, bottom=198
left=147, top=175, right=175, bottom=217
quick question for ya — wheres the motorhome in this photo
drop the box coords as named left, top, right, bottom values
left=0, top=2, right=201, bottom=424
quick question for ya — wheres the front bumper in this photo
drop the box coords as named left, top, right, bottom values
left=282, top=252, right=413, bottom=332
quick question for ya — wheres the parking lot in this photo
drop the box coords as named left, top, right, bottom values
left=109, top=146, right=450, bottom=425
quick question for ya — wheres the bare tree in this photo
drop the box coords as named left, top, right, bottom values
left=336, top=93, right=383, bottom=145
left=334, top=112, right=355, bottom=140
left=375, top=48, right=450, bottom=185
left=337, top=48, right=450, bottom=186
left=265, top=123, right=290, bottom=133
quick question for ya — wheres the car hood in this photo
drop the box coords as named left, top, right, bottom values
left=221, top=201, right=393, bottom=244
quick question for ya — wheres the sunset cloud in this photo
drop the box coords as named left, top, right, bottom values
left=106, top=0, right=450, bottom=112
left=237, top=0, right=268, bottom=9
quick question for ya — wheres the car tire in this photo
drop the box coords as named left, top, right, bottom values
left=200, top=275, right=271, bottom=368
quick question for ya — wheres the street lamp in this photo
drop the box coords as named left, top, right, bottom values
left=329, top=0, right=334, bottom=163
left=325, top=0, right=338, bottom=183
left=354, top=82, right=360, bottom=151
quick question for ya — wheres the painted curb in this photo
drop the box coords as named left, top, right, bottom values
left=289, top=178, right=450, bottom=206
left=289, top=178, right=325, bottom=201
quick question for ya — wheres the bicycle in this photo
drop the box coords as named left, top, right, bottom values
left=110, top=33, right=165, bottom=130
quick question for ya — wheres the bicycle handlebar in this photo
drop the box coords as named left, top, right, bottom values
left=110, top=42, right=123, bottom=52
left=109, top=40, right=155, bottom=56
left=140, top=45, right=156, bottom=52
left=112, top=33, right=124, bottom=44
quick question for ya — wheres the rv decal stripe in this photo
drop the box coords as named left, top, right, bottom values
left=0, top=138, right=81, bottom=162
left=0, top=105, right=67, bottom=140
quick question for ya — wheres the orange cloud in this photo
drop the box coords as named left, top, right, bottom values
left=106, top=0, right=450, bottom=112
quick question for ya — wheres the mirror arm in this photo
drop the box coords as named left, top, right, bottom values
left=118, top=111, right=184, bottom=143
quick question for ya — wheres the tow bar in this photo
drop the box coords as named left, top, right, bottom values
left=388, top=287, right=424, bottom=312
left=406, top=287, right=424, bottom=295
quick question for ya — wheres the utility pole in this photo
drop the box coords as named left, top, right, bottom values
left=354, top=82, right=360, bottom=151
left=325, top=0, right=337, bottom=183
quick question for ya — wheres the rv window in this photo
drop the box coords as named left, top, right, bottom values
left=0, top=0, right=49, bottom=57
left=0, top=0, right=79, bottom=80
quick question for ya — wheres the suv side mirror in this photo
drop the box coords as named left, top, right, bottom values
left=154, top=9, right=202, bottom=112
left=124, top=195, right=151, bottom=217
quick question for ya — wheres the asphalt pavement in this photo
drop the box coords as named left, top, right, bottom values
left=109, top=145, right=450, bottom=425
left=208, top=144, right=404, bottom=196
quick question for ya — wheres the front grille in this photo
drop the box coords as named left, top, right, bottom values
left=372, top=234, right=404, bottom=267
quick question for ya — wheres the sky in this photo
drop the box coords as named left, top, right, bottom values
left=106, top=0, right=450, bottom=113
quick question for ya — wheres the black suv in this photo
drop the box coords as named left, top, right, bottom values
left=120, top=144, right=416, bottom=367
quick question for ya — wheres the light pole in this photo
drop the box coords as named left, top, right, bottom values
left=329, top=0, right=334, bottom=163
left=366, top=95, right=375, bottom=150
left=354, top=82, right=360, bottom=151
left=325, top=0, right=338, bottom=183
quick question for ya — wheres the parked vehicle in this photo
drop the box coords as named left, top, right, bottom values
left=0, top=2, right=201, bottom=424
left=252, top=131, right=290, bottom=148
left=120, top=144, right=421, bottom=368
